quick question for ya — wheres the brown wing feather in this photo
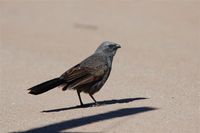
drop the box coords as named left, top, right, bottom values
left=61, top=64, right=106, bottom=91
left=61, top=64, right=90, bottom=82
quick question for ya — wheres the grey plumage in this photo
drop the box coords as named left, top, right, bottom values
left=28, top=41, right=121, bottom=106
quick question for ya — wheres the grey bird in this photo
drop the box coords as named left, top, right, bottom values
left=28, top=41, right=121, bottom=106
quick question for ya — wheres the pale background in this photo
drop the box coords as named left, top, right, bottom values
left=0, top=0, right=199, bottom=133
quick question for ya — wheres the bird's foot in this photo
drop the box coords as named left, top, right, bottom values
left=92, top=102, right=100, bottom=107
left=78, top=102, right=86, bottom=107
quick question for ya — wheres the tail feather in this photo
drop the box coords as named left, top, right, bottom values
left=28, top=78, right=65, bottom=95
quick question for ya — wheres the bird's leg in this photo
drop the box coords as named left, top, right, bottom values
left=77, top=90, right=83, bottom=106
left=89, top=94, right=97, bottom=105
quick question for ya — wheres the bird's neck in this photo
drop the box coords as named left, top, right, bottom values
left=107, top=55, right=114, bottom=68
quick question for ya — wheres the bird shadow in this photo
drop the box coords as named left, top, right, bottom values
left=16, top=106, right=157, bottom=133
left=42, top=97, right=148, bottom=113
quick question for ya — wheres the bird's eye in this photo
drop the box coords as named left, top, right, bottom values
left=108, top=44, right=115, bottom=49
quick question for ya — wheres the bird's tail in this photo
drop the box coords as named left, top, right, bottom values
left=28, top=78, right=65, bottom=95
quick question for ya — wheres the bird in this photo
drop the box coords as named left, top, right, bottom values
left=28, top=41, right=121, bottom=106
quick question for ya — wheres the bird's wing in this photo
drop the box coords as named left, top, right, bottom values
left=62, top=64, right=90, bottom=82
left=61, top=63, right=108, bottom=89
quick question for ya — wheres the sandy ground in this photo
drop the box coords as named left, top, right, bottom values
left=0, top=0, right=199, bottom=133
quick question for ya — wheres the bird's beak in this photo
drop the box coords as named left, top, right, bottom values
left=115, top=44, right=121, bottom=49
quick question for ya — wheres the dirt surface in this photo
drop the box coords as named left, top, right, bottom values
left=0, top=1, right=199, bottom=133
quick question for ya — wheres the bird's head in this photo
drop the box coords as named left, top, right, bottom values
left=95, top=41, right=121, bottom=57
